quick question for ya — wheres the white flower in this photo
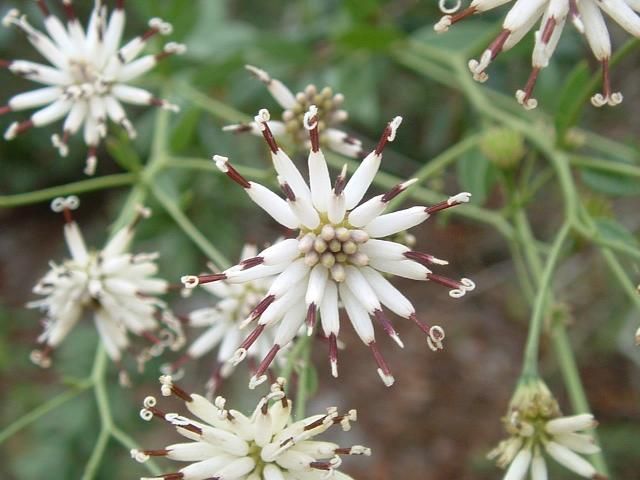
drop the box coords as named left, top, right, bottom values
left=434, top=0, right=640, bottom=109
left=182, top=106, right=474, bottom=388
left=1, top=0, right=186, bottom=174
left=170, top=243, right=295, bottom=394
left=132, top=376, right=370, bottom=480
left=28, top=196, right=168, bottom=369
left=224, top=65, right=363, bottom=158
left=489, top=379, right=606, bottom=480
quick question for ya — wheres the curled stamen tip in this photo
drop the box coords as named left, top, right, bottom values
left=303, top=105, right=319, bottom=130
left=50, top=195, right=80, bottom=212
left=461, top=278, right=475, bottom=290
left=448, top=192, right=471, bottom=204
left=143, top=395, right=157, bottom=408
left=136, top=204, right=152, bottom=218
left=131, top=449, right=150, bottom=463
left=213, top=154, right=229, bottom=172
left=434, top=16, right=453, bottom=32
left=159, top=374, right=173, bottom=396
left=149, top=17, right=173, bottom=35
left=164, top=42, right=187, bottom=54
left=245, top=64, right=270, bottom=82
left=391, top=333, right=405, bottom=349
left=230, top=347, right=247, bottom=365
left=429, top=325, right=445, bottom=342
left=515, top=90, right=538, bottom=110
left=181, top=275, right=199, bottom=289
left=377, top=368, right=395, bottom=387
left=2, top=9, right=20, bottom=26
left=249, top=374, right=268, bottom=390
left=439, top=0, right=461, bottom=14
left=255, top=108, right=271, bottom=124
left=162, top=101, right=180, bottom=113
left=51, top=134, right=69, bottom=157
left=30, top=349, right=52, bottom=368
left=387, top=116, right=403, bottom=141
left=353, top=445, right=372, bottom=456
left=591, top=92, right=623, bottom=107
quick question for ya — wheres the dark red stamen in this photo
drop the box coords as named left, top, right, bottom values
left=310, top=461, right=333, bottom=471
left=254, top=344, right=281, bottom=378
left=62, top=2, right=77, bottom=21
left=280, top=182, right=296, bottom=201
left=368, top=341, right=392, bottom=377
left=36, top=0, right=50, bottom=16
left=450, top=6, right=477, bottom=24
left=333, top=169, right=347, bottom=195
left=240, top=256, right=264, bottom=270
left=250, top=295, right=275, bottom=319
left=373, top=309, right=398, bottom=340
left=196, top=273, right=227, bottom=284
left=409, top=313, right=430, bottom=335
left=425, top=198, right=464, bottom=215
left=403, top=251, right=441, bottom=266
left=239, top=324, right=266, bottom=350
left=541, top=17, right=556, bottom=43
left=306, top=304, right=317, bottom=332
left=170, top=353, right=191, bottom=372
left=141, top=449, right=169, bottom=457
left=308, top=115, right=320, bottom=152
left=13, top=119, right=35, bottom=136
left=259, top=121, right=279, bottom=154
left=0, top=105, right=13, bottom=115
left=488, top=29, right=510, bottom=61
left=427, top=273, right=461, bottom=290
left=520, top=67, right=541, bottom=105
left=381, top=181, right=409, bottom=203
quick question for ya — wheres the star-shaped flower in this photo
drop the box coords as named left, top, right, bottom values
left=132, top=376, right=370, bottom=480
left=29, top=196, right=169, bottom=372
left=1, top=0, right=185, bottom=174
left=182, top=105, right=474, bottom=388
left=224, top=65, right=362, bottom=158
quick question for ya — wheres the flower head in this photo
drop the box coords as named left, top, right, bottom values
left=435, top=0, right=640, bottom=109
left=489, top=378, right=606, bottom=480
left=132, top=376, right=370, bottom=480
left=182, top=106, right=474, bottom=388
left=1, top=1, right=185, bottom=174
left=29, top=196, right=169, bottom=372
left=224, top=65, right=362, bottom=158
left=169, top=243, right=295, bottom=395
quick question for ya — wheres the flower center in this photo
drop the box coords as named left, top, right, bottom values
left=283, top=84, right=344, bottom=140
left=67, top=59, right=110, bottom=98
left=298, top=221, right=369, bottom=282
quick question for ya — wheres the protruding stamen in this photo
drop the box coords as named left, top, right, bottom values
left=328, top=333, right=338, bottom=378
left=50, top=195, right=79, bottom=223
left=304, top=105, right=320, bottom=152
left=213, top=154, right=251, bottom=188
left=381, top=178, right=417, bottom=203
left=427, top=274, right=475, bottom=298
left=159, top=375, right=192, bottom=402
left=368, top=341, right=394, bottom=387
left=240, top=256, right=264, bottom=270
left=591, top=58, right=623, bottom=107
left=306, top=304, right=317, bottom=336
left=251, top=344, right=281, bottom=386
left=333, top=164, right=348, bottom=195
left=374, top=116, right=402, bottom=155
left=404, top=251, right=449, bottom=266
left=255, top=108, right=278, bottom=153
left=516, top=67, right=541, bottom=110
left=181, top=273, right=227, bottom=288
left=280, top=181, right=296, bottom=201
left=425, top=192, right=471, bottom=214
left=373, top=310, right=404, bottom=348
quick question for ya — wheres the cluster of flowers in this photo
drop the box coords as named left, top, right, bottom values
left=4, top=2, right=611, bottom=479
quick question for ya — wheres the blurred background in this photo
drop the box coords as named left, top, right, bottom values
left=0, top=1, right=639, bottom=479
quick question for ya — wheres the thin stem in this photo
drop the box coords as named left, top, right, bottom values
left=151, top=182, right=231, bottom=269
left=0, top=380, right=92, bottom=445
left=570, top=155, right=640, bottom=178
left=551, top=320, right=609, bottom=476
left=521, top=223, right=570, bottom=379
left=180, top=83, right=250, bottom=123
left=0, top=173, right=136, bottom=208
left=80, top=429, right=110, bottom=480
left=388, top=133, right=481, bottom=210
left=294, top=336, right=313, bottom=421
left=112, top=426, right=162, bottom=475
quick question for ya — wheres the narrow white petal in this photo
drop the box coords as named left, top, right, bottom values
left=63, top=222, right=88, bottom=263
left=116, top=55, right=157, bottom=82
left=319, top=280, right=340, bottom=336
left=94, top=310, right=127, bottom=361
left=360, top=266, right=415, bottom=318
left=343, top=151, right=381, bottom=210
left=187, top=322, right=229, bottom=358
left=504, top=448, right=532, bottom=480
left=272, top=149, right=311, bottom=202
left=344, top=266, right=380, bottom=313
left=225, top=263, right=289, bottom=284
left=364, top=206, right=428, bottom=238
left=327, top=192, right=346, bottom=225
left=578, top=0, right=612, bottom=60
left=545, top=414, right=597, bottom=434
left=339, top=282, right=375, bottom=344
left=305, top=264, right=329, bottom=306
left=166, top=442, right=223, bottom=462
left=308, top=150, right=332, bottom=212
left=259, top=282, right=307, bottom=326
left=263, top=464, right=286, bottom=480
left=200, top=426, right=250, bottom=456
left=288, top=195, right=320, bottom=230
left=545, top=441, right=597, bottom=478
left=597, top=0, right=640, bottom=36
left=274, top=301, right=306, bottom=345
left=347, top=194, right=386, bottom=228
left=368, top=257, right=429, bottom=280
left=554, top=432, right=601, bottom=455
left=531, top=452, right=548, bottom=480
left=358, top=239, right=408, bottom=261
left=268, top=259, right=310, bottom=297
left=8, top=87, right=61, bottom=111
left=31, top=99, right=72, bottom=127
left=246, top=182, right=299, bottom=229
left=111, top=84, right=154, bottom=105
left=258, top=238, right=300, bottom=265
left=178, top=454, right=237, bottom=479
left=503, top=0, right=548, bottom=31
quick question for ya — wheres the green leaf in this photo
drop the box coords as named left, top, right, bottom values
left=593, top=218, right=639, bottom=248
left=580, top=168, right=640, bottom=197
left=554, top=61, right=591, bottom=142
left=106, top=133, right=142, bottom=173
left=456, top=150, right=497, bottom=206
left=336, top=25, right=402, bottom=51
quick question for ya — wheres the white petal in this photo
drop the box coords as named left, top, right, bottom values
left=308, top=150, right=332, bottom=212
left=368, top=257, right=429, bottom=280
left=213, top=456, right=255, bottom=479
left=8, top=86, right=61, bottom=111
left=268, top=259, right=311, bottom=297
left=166, top=442, right=223, bottom=462
left=288, top=195, right=320, bottom=230
left=259, top=238, right=300, bottom=265
left=217, top=326, right=241, bottom=363
left=343, top=151, right=380, bottom=210
left=259, top=282, right=307, bottom=326
left=200, top=426, right=250, bottom=457
left=545, top=441, right=597, bottom=478
left=225, top=263, right=289, bottom=284
left=578, top=0, right=612, bottom=60
left=598, top=0, right=640, bottom=36
left=504, top=448, right=532, bottom=480
left=344, top=265, right=380, bottom=313
left=347, top=194, right=386, bottom=228
left=117, top=55, right=157, bottom=82
left=93, top=309, right=127, bottom=361
left=271, top=150, right=311, bottom=202
left=178, top=454, right=237, bottom=480
left=358, top=238, right=408, bottom=261
left=360, top=266, right=415, bottom=318
left=274, top=301, right=306, bottom=345
left=188, top=322, right=229, bottom=358
left=545, top=414, right=597, bottom=434
left=31, top=99, right=72, bottom=127
left=111, top=84, right=154, bottom=105
left=530, top=452, right=548, bottom=480
left=319, top=280, right=340, bottom=336
left=9, top=60, right=70, bottom=85
left=327, top=192, right=346, bottom=224
left=503, top=0, right=548, bottom=31
left=246, top=182, right=299, bottom=229
left=305, top=264, right=329, bottom=306
left=339, top=282, right=375, bottom=344
left=263, top=464, right=286, bottom=480
left=364, top=206, right=428, bottom=238
left=100, top=7, right=125, bottom=66
left=554, top=433, right=601, bottom=455
left=63, top=222, right=88, bottom=263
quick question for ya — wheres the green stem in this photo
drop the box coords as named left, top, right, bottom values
left=111, top=426, right=162, bottom=475
left=570, top=155, right=640, bottom=178
left=151, top=183, right=231, bottom=269
left=521, top=223, right=570, bottom=379
left=0, top=380, right=91, bottom=445
left=180, top=83, right=250, bottom=123
left=80, top=429, right=110, bottom=480
left=0, top=173, right=136, bottom=208
left=551, top=320, right=609, bottom=476
left=294, top=336, right=313, bottom=421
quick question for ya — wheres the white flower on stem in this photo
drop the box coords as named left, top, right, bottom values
left=28, top=196, right=169, bottom=373
left=1, top=1, right=185, bottom=174
left=182, top=106, right=474, bottom=388
left=434, top=0, right=640, bottom=109
left=224, top=65, right=362, bottom=158
left=169, top=243, right=295, bottom=395
left=489, top=378, right=606, bottom=480
left=132, top=376, right=370, bottom=480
